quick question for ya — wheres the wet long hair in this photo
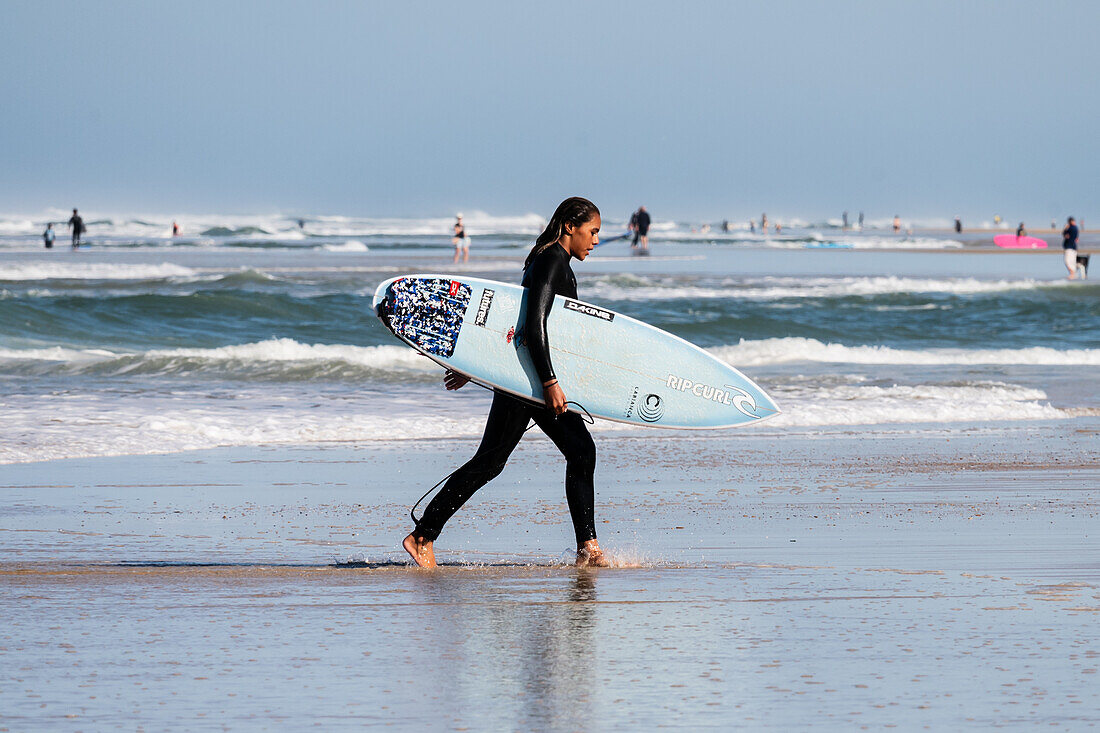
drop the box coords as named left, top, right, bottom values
left=524, top=197, right=600, bottom=270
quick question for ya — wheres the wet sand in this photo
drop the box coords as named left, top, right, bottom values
left=2, top=421, right=1099, bottom=728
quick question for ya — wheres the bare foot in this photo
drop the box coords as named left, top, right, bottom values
left=575, top=539, right=610, bottom=568
left=403, top=533, right=437, bottom=568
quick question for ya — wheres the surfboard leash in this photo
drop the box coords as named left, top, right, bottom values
left=408, top=396, right=594, bottom=530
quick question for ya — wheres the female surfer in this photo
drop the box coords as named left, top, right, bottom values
left=403, top=197, right=607, bottom=568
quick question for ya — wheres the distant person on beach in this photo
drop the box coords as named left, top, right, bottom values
left=452, top=213, right=468, bottom=263
left=402, top=197, right=608, bottom=568
left=1063, top=217, right=1080, bottom=279
left=955, top=216, right=962, bottom=233
left=1051, top=219, right=1057, bottom=230
left=892, top=215, right=901, bottom=233
left=172, top=221, right=180, bottom=237
left=632, top=206, right=651, bottom=250
left=42, top=223, right=55, bottom=249
left=858, top=211, right=864, bottom=230
left=761, top=213, right=769, bottom=234
left=994, top=214, right=1002, bottom=226
left=67, top=209, right=85, bottom=249
left=1016, top=222, right=1027, bottom=239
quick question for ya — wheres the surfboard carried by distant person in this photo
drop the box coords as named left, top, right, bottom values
left=805, top=241, right=854, bottom=249
left=373, top=275, right=779, bottom=429
left=596, top=232, right=631, bottom=244
left=994, top=234, right=1048, bottom=249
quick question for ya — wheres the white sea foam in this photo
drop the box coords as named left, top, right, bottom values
left=0, top=262, right=198, bottom=281
left=0, top=346, right=119, bottom=362
left=710, top=338, right=1100, bottom=366
left=147, top=339, right=430, bottom=368
left=3, top=337, right=1096, bottom=378
left=0, top=339, right=436, bottom=376
left=321, top=240, right=370, bottom=252
left=0, top=375, right=1074, bottom=464
left=1, top=210, right=943, bottom=244
left=768, top=380, right=1062, bottom=427
left=0, top=388, right=490, bottom=464
left=766, top=236, right=963, bottom=250
left=589, top=274, right=1067, bottom=301
left=0, top=210, right=552, bottom=240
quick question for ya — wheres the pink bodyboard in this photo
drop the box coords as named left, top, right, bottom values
left=994, top=234, right=1048, bottom=249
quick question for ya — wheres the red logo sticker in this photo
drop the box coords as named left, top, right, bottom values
left=506, top=327, right=515, bottom=344
left=449, top=281, right=460, bottom=297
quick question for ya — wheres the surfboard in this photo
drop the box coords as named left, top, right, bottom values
left=994, top=234, right=1048, bottom=249
left=804, top=242, right=854, bottom=249
left=596, top=232, right=631, bottom=245
left=373, top=275, right=779, bottom=429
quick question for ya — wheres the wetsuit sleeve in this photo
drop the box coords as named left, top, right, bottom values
left=524, top=255, right=560, bottom=384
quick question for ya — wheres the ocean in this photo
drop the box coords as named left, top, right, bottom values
left=1, top=212, right=1097, bottom=464
left=4, top=212, right=1099, bottom=729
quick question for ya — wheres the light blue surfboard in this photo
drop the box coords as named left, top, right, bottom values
left=373, top=275, right=779, bottom=429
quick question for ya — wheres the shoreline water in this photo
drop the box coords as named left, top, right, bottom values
left=3, top=427, right=1098, bottom=728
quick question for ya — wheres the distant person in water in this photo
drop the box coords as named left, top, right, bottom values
left=1063, top=217, right=1080, bottom=279
left=452, top=213, right=468, bottom=263
left=858, top=211, right=864, bottom=230
left=67, top=209, right=85, bottom=249
left=722, top=219, right=730, bottom=233
left=42, top=223, right=55, bottom=249
left=892, top=215, right=901, bottom=233
left=402, top=197, right=607, bottom=568
left=842, top=211, right=849, bottom=230
left=1016, top=222, right=1027, bottom=240
left=632, top=206, right=651, bottom=250
left=297, top=218, right=305, bottom=230
left=172, top=221, right=180, bottom=237
left=749, top=219, right=756, bottom=234
left=774, top=221, right=782, bottom=233
left=761, top=213, right=769, bottom=234
left=955, top=216, right=962, bottom=233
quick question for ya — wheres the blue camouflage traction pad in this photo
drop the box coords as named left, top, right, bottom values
left=383, top=277, right=472, bottom=358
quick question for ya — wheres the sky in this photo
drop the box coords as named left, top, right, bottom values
left=1, top=0, right=1096, bottom=223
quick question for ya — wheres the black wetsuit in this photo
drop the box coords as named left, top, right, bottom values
left=636, top=210, right=651, bottom=236
left=415, top=243, right=597, bottom=546
left=68, top=214, right=84, bottom=246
